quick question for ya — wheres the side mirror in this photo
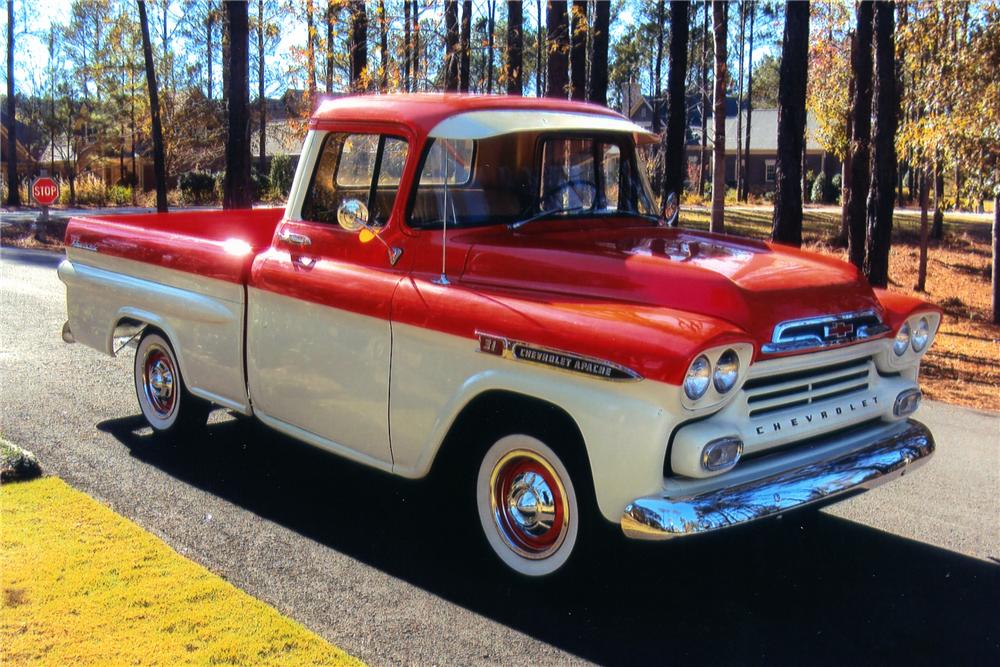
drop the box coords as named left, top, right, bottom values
left=662, top=192, right=680, bottom=227
left=336, top=198, right=403, bottom=266
left=337, top=198, right=369, bottom=233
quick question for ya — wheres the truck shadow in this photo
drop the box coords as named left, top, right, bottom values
left=99, top=414, right=999, bottom=666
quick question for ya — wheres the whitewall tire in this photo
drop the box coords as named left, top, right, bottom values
left=134, top=332, right=209, bottom=435
left=476, top=434, right=580, bottom=577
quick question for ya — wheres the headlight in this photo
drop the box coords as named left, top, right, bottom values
left=713, top=349, right=740, bottom=393
left=893, top=322, right=910, bottom=356
left=911, top=317, right=930, bottom=352
left=684, top=355, right=711, bottom=400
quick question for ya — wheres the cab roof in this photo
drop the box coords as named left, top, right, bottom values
left=309, top=93, right=629, bottom=139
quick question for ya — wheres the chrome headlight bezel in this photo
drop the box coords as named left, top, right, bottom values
left=712, top=349, right=740, bottom=393
left=684, top=355, right=712, bottom=400
left=893, top=322, right=911, bottom=356
left=911, top=316, right=930, bottom=352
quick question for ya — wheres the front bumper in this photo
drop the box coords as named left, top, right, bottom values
left=621, top=419, right=934, bottom=540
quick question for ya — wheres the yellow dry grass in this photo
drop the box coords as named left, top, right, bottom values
left=681, top=206, right=1000, bottom=411
left=0, top=477, right=364, bottom=667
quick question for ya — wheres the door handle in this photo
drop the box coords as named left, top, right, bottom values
left=278, top=230, right=312, bottom=247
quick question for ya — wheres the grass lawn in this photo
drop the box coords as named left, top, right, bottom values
left=0, top=476, right=364, bottom=666
left=681, top=205, right=1000, bottom=412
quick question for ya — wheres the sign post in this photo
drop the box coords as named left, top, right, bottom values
left=31, top=174, right=60, bottom=240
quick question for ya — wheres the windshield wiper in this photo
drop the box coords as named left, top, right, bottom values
left=510, top=206, right=588, bottom=230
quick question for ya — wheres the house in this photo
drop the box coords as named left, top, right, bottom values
left=624, top=88, right=841, bottom=194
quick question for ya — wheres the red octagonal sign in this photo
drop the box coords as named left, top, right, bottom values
left=31, top=177, right=60, bottom=206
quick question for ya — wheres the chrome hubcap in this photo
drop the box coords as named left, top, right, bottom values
left=143, top=347, right=176, bottom=417
left=506, top=471, right=557, bottom=537
left=490, top=450, right=569, bottom=559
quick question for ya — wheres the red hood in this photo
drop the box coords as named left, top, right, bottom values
left=456, top=225, right=882, bottom=355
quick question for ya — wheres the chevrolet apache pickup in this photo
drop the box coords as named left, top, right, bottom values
left=60, top=94, right=939, bottom=576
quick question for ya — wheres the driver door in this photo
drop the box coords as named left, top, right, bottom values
left=246, top=131, right=409, bottom=467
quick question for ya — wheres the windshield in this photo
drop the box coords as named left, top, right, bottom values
left=409, top=132, right=656, bottom=229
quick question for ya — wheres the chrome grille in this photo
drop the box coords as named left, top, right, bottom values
left=743, top=356, right=874, bottom=418
left=762, top=310, right=890, bottom=354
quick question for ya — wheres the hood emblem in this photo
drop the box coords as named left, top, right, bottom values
left=476, top=332, right=642, bottom=382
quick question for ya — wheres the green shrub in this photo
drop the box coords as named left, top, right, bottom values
left=178, top=171, right=218, bottom=204
left=811, top=172, right=828, bottom=204
left=107, top=184, right=133, bottom=206
left=268, top=154, right=297, bottom=199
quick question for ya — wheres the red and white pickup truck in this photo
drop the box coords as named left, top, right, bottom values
left=60, top=94, right=938, bottom=576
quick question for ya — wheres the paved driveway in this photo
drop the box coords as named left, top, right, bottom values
left=2, top=246, right=997, bottom=665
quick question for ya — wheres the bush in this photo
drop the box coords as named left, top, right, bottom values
left=268, top=154, right=297, bottom=199
left=830, top=173, right=843, bottom=204
left=75, top=173, right=109, bottom=207
left=811, top=172, right=828, bottom=204
left=107, top=184, right=133, bottom=206
left=178, top=170, right=218, bottom=205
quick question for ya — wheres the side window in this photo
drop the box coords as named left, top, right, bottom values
left=599, top=143, right=621, bottom=211
left=301, top=132, right=409, bottom=227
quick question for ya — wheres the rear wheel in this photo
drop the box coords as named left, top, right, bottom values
left=134, top=331, right=210, bottom=435
left=476, top=434, right=581, bottom=577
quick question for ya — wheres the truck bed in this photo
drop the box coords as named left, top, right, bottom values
left=64, top=207, right=283, bottom=284
left=60, top=207, right=284, bottom=415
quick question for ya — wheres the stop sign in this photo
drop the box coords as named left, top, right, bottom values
left=31, top=177, right=60, bottom=206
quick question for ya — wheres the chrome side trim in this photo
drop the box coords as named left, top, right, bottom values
left=762, top=309, right=891, bottom=354
left=621, top=419, right=933, bottom=540
left=475, top=331, right=643, bottom=382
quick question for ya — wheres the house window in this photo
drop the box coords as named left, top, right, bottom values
left=765, top=160, right=776, bottom=183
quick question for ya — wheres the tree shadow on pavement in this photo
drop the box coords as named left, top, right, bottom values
left=99, top=414, right=999, bottom=666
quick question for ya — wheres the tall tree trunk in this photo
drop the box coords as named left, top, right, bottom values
left=652, top=0, right=665, bottom=132
left=138, top=1, right=168, bottom=212
left=710, top=0, right=727, bottom=233
left=444, top=1, right=460, bottom=91
left=403, top=0, right=411, bottom=91
left=349, top=1, right=368, bottom=91
left=459, top=0, right=472, bottom=92
left=5, top=0, right=19, bottom=206
left=916, top=165, right=929, bottom=291
left=570, top=0, right=588, bottom=101
left=734, top=0, right=745, bottom=193
left=257, top=0, right=265, bottom=172
left=412, top=1, right=420, bottom=89
left=662, top=1, right=689, bottom=204
left=506, top=1, right=523, bottom=95
left=863, top=0, right=898, bottom=288
left=486, top=0, right=497, bottom=93
left=931, top=156, right=944, bottom=239
left=207, top=10, right=214, bottom=99
left=588, top=0, right=609, bottom=105
left=740, top=0, right=755, bottom=201
left=223, top=0, right=252, bottom=209
left=546, top=1, right=569, bottom=98
left=993, top=195, right=999, bottom=324
left=305, top=0, right=316, bottom=103
left=378, top=0, right=388, bottom=90
left=838, top=28, right=857, bottom=244
left=325, top=2, right=334, bottom=93
left=771, top=0, right=809, bottom=247
left=535, top=0, right=544, bottom=96
left=698, top=0, right=709, bottom=198
left=222, top=7, right=230, bottom=103
left=847, top=1, right=874, bottom=269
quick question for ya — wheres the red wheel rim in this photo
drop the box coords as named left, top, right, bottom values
left=490, top=451, right=569, bottom=559
left=142, top=347, right=176, bottom=417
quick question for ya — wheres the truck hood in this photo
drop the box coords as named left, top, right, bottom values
left=457, top=226, right=882, bottom=353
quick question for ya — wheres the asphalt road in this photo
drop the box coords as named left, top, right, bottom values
left=2, top=245, right=998, bottom=666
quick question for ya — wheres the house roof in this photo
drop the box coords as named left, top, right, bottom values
left=700, top=108, right=827, bottom=152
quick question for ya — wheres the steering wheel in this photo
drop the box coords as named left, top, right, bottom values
left=541, top=179, right=597, bottom=208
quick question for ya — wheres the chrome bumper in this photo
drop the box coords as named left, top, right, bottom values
left=621, top=419, right=934, bottom=540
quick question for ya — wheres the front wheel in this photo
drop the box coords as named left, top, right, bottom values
left=476, top=435, right=581, bottom=577
left=134, top=331, right=210, bottom=435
